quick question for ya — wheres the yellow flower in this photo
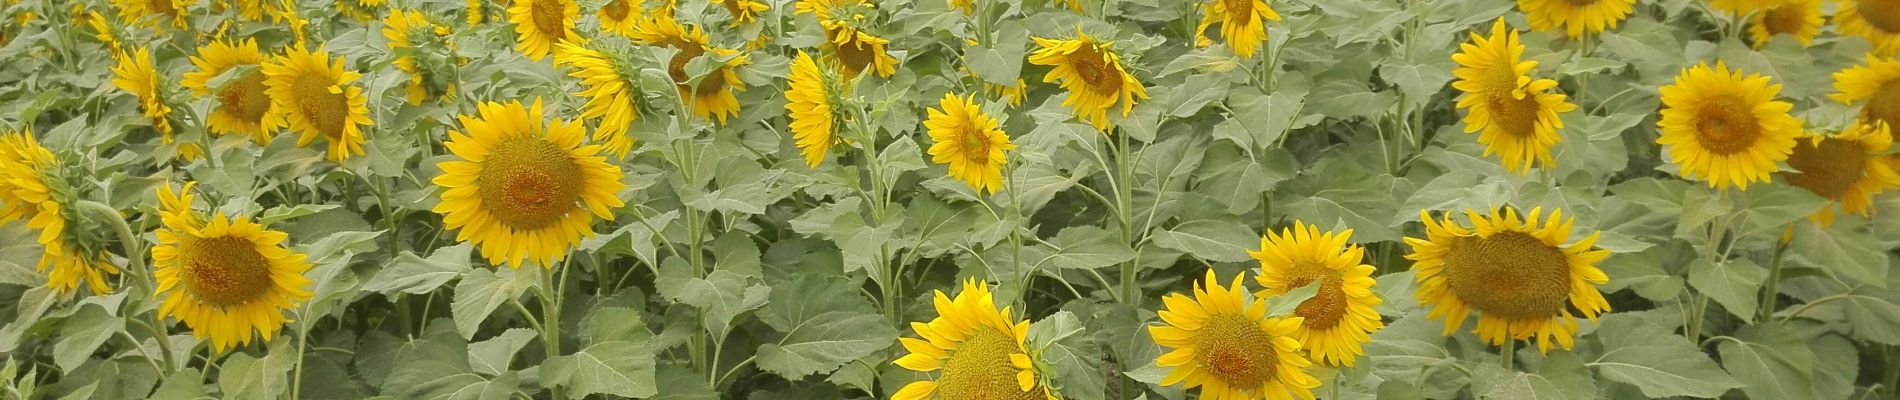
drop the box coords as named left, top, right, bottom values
left=1251, top=221, right=1383, bottom=367
left=1150, top=270, right=1321, bottom=400
left=1405, top=207, right=1611, bottom=353
left=509, top=0, right=580, bottom=61
left=713, top=0, right=768, bottom=26
left=1746, top=0, right=1822, bottom=48
left=467, top=0, right=486, bottom=25
left=0, top=132, right=119, bottom=296
left=1055, top=0, right=1081, bottom=12
left=232, top=0, right=278, bottom=21
left=1450, top=19, right=1577, bottom=174
left=1516, top=0, right=1633, bottom=38
left=1836, top=0, right=1900, bottom=55
left=112, top=47, right=204, bottom=161
left=183, top=39, right=280, bottom=145
left=431, top=99, right=627, bottom=268
left=111, top=0, right=190, bottom=29
left=273, top=0, right=309, bottom=45
left=786, top=51, right=846, bottom=168
left=1195, top=0, right=1281, bottom=59
left=1029, top=28, right=1148, bottom=132
left=1708, top=0, right=1786, bottom=15
left=152, top=182, right=313, bottom=352
left=82, top=11, right=123, bottom=55
left=335, top=0, right=382, bottom=21
left=825, top=26, right=897, bottom=79
left=596, top=0, right=640, bottom=36
left=949, top=0, right=973, bottom=14
left=1830, top=54, right=1900, bottom=133
left=383, top=9, right=457, bottom=105
left=262, top=44, right=374, bottom=163
left=630, top=16, right=749, bottom=124
left=1782, top=122, right=1900, bottom=225
left=988, top=78, right=1028, bottom=108
left=1656, top=62, right=1802, bottom=190
left=555, top=41, right=642, bottom=158
left=926, top=93, right=1016, bottom=194
left=892, top=280, right=1057, bottom=400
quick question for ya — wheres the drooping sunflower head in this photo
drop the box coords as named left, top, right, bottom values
left=1708, top=0, right=1790, bottom=15
left=1831, top=54, right=1900, bottom=133
left=261, top=44, right=374, bottom=163
left=892, top=279, right=1055, bottom=400
left=152, top=184, right=313, bottom=352
left=1837, top=0, right=1900, bottom=55
left=182, top=39, right=280, bottom=145
left=110, top=0, right=189, bottom=29
left=712, top=0, right=768, bottom=26
left=925, top=92, right=1017, bottom=194
left=384, top=9, right=459, bottom=105
left=629, top=16, right=749, bottom=124
left=81, top=11, right=124, bottom=54
left=1451, top=19, right=1577, bottom=174
left=1405, top=207, right=1611, bottom=353
left=1657, top=61, right=1802, bottom=190
left=825, top=27, right=897, bottom=79
left=949, top=0, right=974, bottom=14
left=555, top=40, right=642, bottom=158
left=986, top=78, right=1028, bottom=108
left=111, top=46, right=203, bottom=160
left=1194, top=0, right=1281, bottom=58
left=785, top=50, right=849, bottom=168
left=1150, top=270, right=1321, bottom=400
left=1781, top=121, right=1900, bottom=225
left=0, top=131, right=121, bottom=296
left=431, top=99, right=627, bottom=268
left=1028, top=27, right=1149, bottom=132
left=596, top=0, right=641, bottom=36
left=1747, top=0, right=1823, bottom=48
left=335, top=0, right=383, bottom=21
left=1516, top=0, right=1635, bottom=38
left=508, top=0, right=579, bottom=60
left=1251, top=221, right=1384, bottom=367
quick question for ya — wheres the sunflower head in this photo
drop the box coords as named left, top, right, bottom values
left=384, top=9, right=459, bottom=105
left=596, top=0, right=642, bottom=36
left=111, top=46, right=203, bottom=160
left=1149, top=270, right=1321, bottom=399
left=1451, top=19, right=1577, bottom=174
left=110, top=0, right=189, bottom=29
left=152, top=183, right=313, bottom=352
left=1405, top=207, right=1610, bottom=353
left=1657, top=61, right=1802, bottom=190
left=1517, top=0, right=1635, bottom=38
left=431, top=99, right=627, bottom=268
left=0, top=131, right=121, bottom=296
left=785, top=50, right=850, bottom=168
left=825, top=26, right=897, bottom=79
left=1194, top=0, right=1281, bottom=58
left=1028, top=27, right=1149, bottom=132
left=555, top=40, right=643, bottom=158
left=1251, top=221, right=1384, bottom=367
left=1837, top=0, right=1900, bottom=55
left=508, top=0, right=579, bottom=60
left=261, top=44, right=374, bottom=163
left=1831, top=54, right=1900, bottom=134
left=925, top=93, right=1016, bottom=194
left=713, top=0, right=768, bottom=26
left=1747, top=0, right=1823, bottom=48
left=892, top=279, right=1055, bottom=400
left=183, top=39, right=280, bottom=145
left=1782, top=121, right=1900, bottom=225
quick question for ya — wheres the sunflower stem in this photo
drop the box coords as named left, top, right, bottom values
left=1758, top=235, right=1790, bottom=322
left=1500, top=338, right=1516, bottom=371
left=78, top=200, right=175, bottom=373
left=536, top=260, right=567, bottom=400
left=1113, top=129, right=1137, bottom=304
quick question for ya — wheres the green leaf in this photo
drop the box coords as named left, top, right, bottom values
left=1227, top=87, right=1313, bottom=149
left=1597, top=244, right=1688, bottom=302
left=1263, top=280, right=1321, bottom=318
left=362, top=244, right=472, bottom=296
left=468, top=328, right=536, bottom=376
left=218, top=341, right=296, bottom=400
left=1738, top=184, right=1827, bottom=238
left=1687, top=258, right=1766, bottom=320
left=384, top=324, right=518, bottom=400
left=149, top=369, right=211, bottom=400
left=1194, top=146, right=1297, bottom=214
left=1149, top=220, right=1257, bottom=263
left=1788, top=222, right=1887, bottom=287
left=1028, top=311, right=1105, bottom=400
left=295, top=230, right=383, bottom=265
left=1041, top=226, right=1138, bottom=270
left=1379, top=62, right=1452, bottom=107
left=53, top=304, right=122, bottom=372
left=1717, top=324, right=1814, bottom=400
left=1829, top=295, right=1900, bottom=345
left=1590, top=314, right=1742, bottom=398
left=756, top=273, right=897, bottom=380
left=543, top=340, right=659, bottom=398
left=254, top=204, right=342, bottom=226
left=450, top=267, right=538, bottom=339
left=966, top=21, right=1027, bottom=86
left=1167, top=74, right=1230, bottom=118
left=655, top=267, right=769, bottom=338
left=651, top=365, right=719, bottom=400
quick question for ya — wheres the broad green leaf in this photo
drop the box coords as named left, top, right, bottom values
left=1686, top=258, right=1765, bottom=320
left=1041, top=226, right=1137, bottom=270
left=1227, top=87, right=1314, bottom=149
left=543, top=340, right=659, bottom=399
left=149, top=369, right=211, bottom=400
left=467, top=328, right=536, bottom=376
left=1149, top=220, right=1257, bottom=263
left=1590, top=314, right=1742, bottom=398
left=219, top=341, right=296, bottom=400
left=1194, top=145, right=1297, bottom=214
left=1738, top=184, right=1826, bottom=238
left=1717, top=324, right=1814, bottom=400
left=1263, top=280, right=1321, bottom=318
left=655, top=267, right=769, bottom=338
left=1597, top=243, right=1688, bottom=301
left=756, top=273, right=897, bottom=380
left=254, top=204, right=341, bottom=226
left=1167, top=74, right=1230, bottom=118
left=1379, top=62, right=1451, bottom=108
left=450, top=267, right=538, bottom=339
left=1028, top=311, right=1105, bottom=400
left=1787, top=222, right=1887, bottom=287
left=651, top=365, right=719, bottom=400
left=53, top=304, right=122, bottom=372
left=384, top=325, right=517, bottom=400
left=362, top=244, right=472, bottom=296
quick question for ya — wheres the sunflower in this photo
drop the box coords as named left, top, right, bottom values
left=630, top=16, right=749, bottom=124
left=825, top=27, right=898, bottom=79
left=1194, top=0, right=1280, bottom=59
left=1657, top=62, right=1802, bottom=190
left=713, top=0, right=768, bottom=26
left=1781, top=122, right=1900, bottom=225
left=892, top=280, right=1057, bottom=400
left=786, top=51, right=847, bottom=168
left=151, top=182, right=313, bottom=352
left=1150, top=270, right=1321, bottom=400
left=949, top=0, right=973, bottom=14
left=1516, top=0, right=1634, bottom=38
left=262, top=44, right=374, bottom=163
left=110, top=0, right=189, bottom=28
left=1747, top=0, right=1823, bottom=48
left=1405, top=207, right=1610, bottom=353
left=274, top=0, right=309, bottom=45
left=1029, top=28, right=1148, bottom=132
left=183, top=39, right=280, bottom=145
left=1709, top=0, right=1787, bottom=15
left=987, top=78, right=1028, bottom=108
left=555, top=41, right=642, bottom=157
left=1830, top=54, right=1900, bottom=132
left=1054, top=0, right=1081, bottom=12
left=383, top=9, right=457, bottom=105
left=0, top=132, right=120, bottom=296
left=431, top=99, right=626, bottom=268
left=112, top=47, right=204, bottom=161
left=596, top=0, right=640, bottom=36
left=1834, top=0, right=1900, bottom=54
left=1451, top=19, right=1577, bottom=174
left=1251, top=221, right=1383, bottom=367
left=926, top=93, right=1016, bottom=194
left=336, top=0, right=382, bottom=21
left=82, top=11, right=122, bottom=55
left=509, top=0, right=580, bottom=61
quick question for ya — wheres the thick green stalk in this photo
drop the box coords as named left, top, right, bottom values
left=77, top=200, right=175, bottom=372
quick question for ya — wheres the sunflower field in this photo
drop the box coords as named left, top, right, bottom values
left=6, top=0, right=1900, bottom=397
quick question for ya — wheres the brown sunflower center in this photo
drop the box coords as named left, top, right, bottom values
left=693, top=68, right=730, bottom=97
left=1691, top=95, right=1763, bottom=155
left=1069, top=43, right=1126, bottom=96
left=602, top=0, right=631, bottom=21
left=1560, top=0, right=1601, bottom=5
left=667, top=45, right=708, bottom=83
left=936, top=328, right=1039, bottom=400
left=1864, top=81, right=1900, bottom=131
left=530, top=0, right=566, bottom=37
left=1192, top=313, right=1281, bottom=389
left=182, top=236, right=274, bottom=307
left=288, top=73, right=352, bottom=141
left=1443, top=231, right=1572, bottom=320
left=476, top=136, right=585, bottom=230
left=1761, top=5, right=1807, bottom=35
left=834, top=35, right=877, bottom=77
left=960, top=122, right=993, bottom=165
left=1486, top=92, right=1544, bottom=138
left=1223, top=0, right=1253, bottom=15
left=218, top=71, right=273, bottom=123
left=1858, top=0, right=1900, bottom=34
left=1786, top=138, right=1868, bottom=200
left=721, top=0, right=746, bottom=18
left=1287, top=269, right=1349, bottom=330
left=149, top=0, right=179, bottom=16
